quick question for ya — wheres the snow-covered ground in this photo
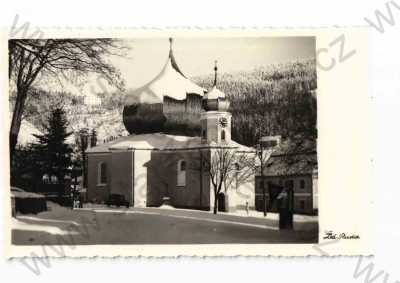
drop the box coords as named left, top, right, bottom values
left=81, top=202, right=317, bottom=220
left=80, top=203, right=318, bottom=230
left=12, top=202, right=98, bottom=244
left=12, top=201, right=318, bottom=245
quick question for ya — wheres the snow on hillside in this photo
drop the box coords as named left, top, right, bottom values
left=18, top=119, right=41, bottom=146
left=65, top=105, right=129, bottom=143
left=22, top=101, right=128, bottom=146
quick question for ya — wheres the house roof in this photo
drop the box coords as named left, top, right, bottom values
left=124, top=38, right=206, bottom=105
left=263, top=152, right=317, bottom=176
left=262, top=138, right=317, bottom=176
left=86, top=133, right=254, bottom=153
left=271, top=138, right=316, bottom=156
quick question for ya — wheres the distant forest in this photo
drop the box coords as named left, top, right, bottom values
left=192, top=58, right=317, bottom=146
left=14, top=59, right=317, bottom=148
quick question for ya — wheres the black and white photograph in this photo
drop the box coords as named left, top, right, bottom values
left=1, top=1, right=392, bottom=282
left=9, top=36, right=319, bottom=246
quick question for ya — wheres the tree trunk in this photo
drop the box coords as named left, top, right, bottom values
left=9, top=88, right=27, bottom=163
left=9, top=130, right=18, bottom=162
left=213, top=194, right=218, bottom=214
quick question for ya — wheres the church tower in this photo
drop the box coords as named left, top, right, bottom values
left=200, top=61, right=231, bottom=144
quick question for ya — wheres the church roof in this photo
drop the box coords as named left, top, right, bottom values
left=125, top=38, right=206, bottom=105
left=204, top=85, right=226, bottom=100
left=86, top=133, right=253, bottom=153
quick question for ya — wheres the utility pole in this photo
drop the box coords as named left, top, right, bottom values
left=199, top=149, right=203, bottom=209
left=79, top=128, right=89, bottom=200
left=257, top=143, right=267, bottom=217
left=261, top=146, right=267, bottom=217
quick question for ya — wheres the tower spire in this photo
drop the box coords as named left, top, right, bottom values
left=201, top=59, right=231, bottom=144
left=213, top=60, right=218, bottom=86
left=167, top=37, right=187, bottom=78
left=169, top=37, right=173, bottom=52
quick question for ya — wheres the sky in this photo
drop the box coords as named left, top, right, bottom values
left=116, top=37, right=316, bottom=90
left=37, top=37, right=316, bottom=98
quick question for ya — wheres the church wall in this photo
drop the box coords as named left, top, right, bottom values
left=205, top=148, right=255, bottom=212
left=146, top=150, right=211, bottom=210
left=201, top=112, right=232, bottom=144
left=235, top=178, right=256, bottom=210
left=110, top=151, right=134, bottom=205
left=133, top=150, right=152, bottom=207
left=87, top=153, right=112, bottom=203
left=205, top=117, right=219, bottom=143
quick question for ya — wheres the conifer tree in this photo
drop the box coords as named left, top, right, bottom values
left=33, top=107, right=73, bottom=187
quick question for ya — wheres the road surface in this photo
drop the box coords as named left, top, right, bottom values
left=12, top=205, right=318, bottom=245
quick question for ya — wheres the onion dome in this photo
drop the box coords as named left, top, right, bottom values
left=124, top=38, right=205, bottom=105
left=202, top=61, right=230, bottom=111
left=123, top=38, right=206, bottom=135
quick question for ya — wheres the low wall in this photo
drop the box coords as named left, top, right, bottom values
left=14, top=197, right=47, bottom=214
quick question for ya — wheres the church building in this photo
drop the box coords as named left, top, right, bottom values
left=86, top=39, right=255, bottom=211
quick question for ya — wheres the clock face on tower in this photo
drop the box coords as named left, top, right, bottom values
left=219, top=117, right=228, bottom=128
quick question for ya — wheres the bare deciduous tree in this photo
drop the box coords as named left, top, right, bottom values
left=9, top=39, right=128, bottom=160
left=195, top=147, right=254, bottom=214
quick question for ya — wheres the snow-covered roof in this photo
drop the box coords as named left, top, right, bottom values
left=125, top=39, right=206, bottom=105
left=11, top=188, right=45, bottom=199
left=86, top=133, right=253, bottom=153
left=204, top=85, right=226, bottom=99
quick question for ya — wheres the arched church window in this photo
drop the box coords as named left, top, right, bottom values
left=202, top=129, right=206, bottom=139
left=50, top=175, right=58, bottom=184
left=221, top=129, right=226, bottom=141
left=42, top=174, right=49, bottom=184
left=177, top=160, right=186, bottom=187
left=98, top=162, right=107, bottom=185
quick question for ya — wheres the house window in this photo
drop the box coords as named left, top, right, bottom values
left=98, top=162, right=107, bottom=185
left=177, top=160, right=186, bottom=187
left=221, top=130, right=226, bottom=141
left=300, top=179, right=305, bottom=189
left=202, top=129, right=206, bottom=139
left=300, top=200, right=305, bottom=210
